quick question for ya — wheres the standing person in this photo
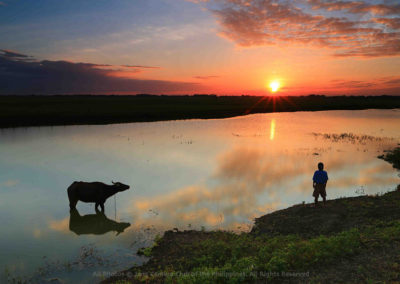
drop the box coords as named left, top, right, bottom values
left=312, top=162, right=328, bottom=206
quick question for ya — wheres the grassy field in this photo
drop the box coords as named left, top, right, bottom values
left=103, top=147, right=400, bottom=284
left=1, top=95, right=400, bottom=128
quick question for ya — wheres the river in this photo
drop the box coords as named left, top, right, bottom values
left=0, top=109, right=399, bottom=283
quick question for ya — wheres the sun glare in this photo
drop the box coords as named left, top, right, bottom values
left=269, top=81, right=280, bottom=93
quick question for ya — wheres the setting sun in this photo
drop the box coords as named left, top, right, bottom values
left=269, top=81, right=281, bottom=93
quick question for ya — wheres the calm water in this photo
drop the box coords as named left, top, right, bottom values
left=1, top=109, right=399, bottom=282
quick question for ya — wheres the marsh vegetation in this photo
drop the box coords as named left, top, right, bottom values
left=1, top=95, right=400, bottom=128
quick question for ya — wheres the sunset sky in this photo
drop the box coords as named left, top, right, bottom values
left=1, top=0, right=400, bottom=95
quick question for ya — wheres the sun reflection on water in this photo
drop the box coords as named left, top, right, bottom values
left=270, top=119, right=276, bottom=140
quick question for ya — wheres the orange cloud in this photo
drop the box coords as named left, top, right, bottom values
left=308, top=0, right=400, bottom=15
left=196, top=0, right=400, bottom=57
left=373, top=17, right=400, bottom=29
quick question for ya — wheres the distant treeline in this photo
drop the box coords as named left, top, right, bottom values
left=1, top=94, right=399, bottom=128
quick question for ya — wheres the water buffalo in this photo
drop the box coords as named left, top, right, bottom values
left=67, top=181, right=130, bottom=212
left=69, top=208, right=130, bottom=236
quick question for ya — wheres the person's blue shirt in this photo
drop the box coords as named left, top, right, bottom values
left=313, top=170, right=328, bottom=184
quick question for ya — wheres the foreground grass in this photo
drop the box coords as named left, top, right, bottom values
left=103, top=189, right=400, bottom=284
left=1, top=95, right=400, bottom=128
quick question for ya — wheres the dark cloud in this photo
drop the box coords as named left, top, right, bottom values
left=328, top=77, right=400, bottom=94
left=0, top=50, right=198, bottom=94
left=332, top=76, right=400, bottom=88
left=193, top=75, right=220, bottom=80
left=0, top=49, right=33, bottom=60
left=382, top=77, right=400, bottom=85
left=121, top=65, right=161, bottom=69
left=197, top=0, right=400, bottom=57
left=331, top=79, right=376, bottom=89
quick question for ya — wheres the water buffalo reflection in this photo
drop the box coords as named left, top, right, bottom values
left=69, top=208, right=130, bottom=236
